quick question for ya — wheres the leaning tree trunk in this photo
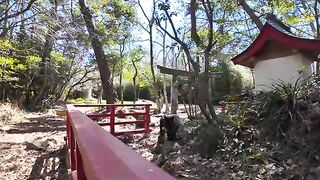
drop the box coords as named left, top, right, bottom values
left=238, top=0, right=264, bottom=30
left=79, top=0, right=115, bottom=104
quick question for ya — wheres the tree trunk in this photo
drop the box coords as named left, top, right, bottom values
left=1, top=0, right=9, bottom=39
left=162, top=22, right=169, bottom=112
left=32, top=33, right=54, bottom=107
left=204, top=51, right=219, bottom=124
left=132, top=59, right=138, bottom=103
left=98, top=88, right=103, bottom=104
left=119, top=41, right=125, bottom=104
left=64, top=87, right=73, bottom=101
left=149, top=25, right=160, bottom=111
left=239, top=0, right=264, bottom=30
left=157, top=0, right=218, bottom=124
left=32, top=2, right=61, bottom=109
left=2, top=88, right=5, bottom=101
left=170, top=75, right=178, bottom=114
left=120, top=72, right=124, bottom=104
left=79, top=0, right=115, bottom=104
left=314, top=0, right=320, bottom=75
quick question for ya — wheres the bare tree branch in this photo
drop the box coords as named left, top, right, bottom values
left=0, top=0, right=37, bottom=23
left=238, top=0, right=263, bottom=30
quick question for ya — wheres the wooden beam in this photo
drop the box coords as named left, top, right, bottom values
left=157, top=65, right=223, bottom=78
left=157, top=65, right=192, bottom=76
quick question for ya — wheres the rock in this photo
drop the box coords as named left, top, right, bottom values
left=161, top=141, right=181, bottom=158
left=0, top=125, right=11, bottom=132
left=150, top=116, right=160, bottom=127
left=151, top=143, right=162, bottom=154
left=266, top=163, right=276, bottom=170
left=119, top=133, right=134, bottom=144
left=24, top=140, right=49, bottom=151
left=309, top=103, right=320, bottom=118
left=309, top=165, right=320, bottom=178
left=7, top=163, right=17, bottom=171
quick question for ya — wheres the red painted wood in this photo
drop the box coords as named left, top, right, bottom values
left=220, top=101, right=226, bottom=114
left=114, top=129, right=147, bottom=136
left=76, top=144, right=86, bottom=179
left=110, top=105, right=116, bottom=135
left=145, top=105, right=150, bottom=133
left=97, top=120, right=145, bottom=126
left=66, top=105, right=174, bottom=180
left=70, top=123, right=76, bottom=171
left=86, top=114, right=110, bottom=119
left=87, top=112, right=147, bottom=118
left=74, top=104, right=152, bottom=107
left=232, top=23, right=320, bottom=67
left=115, top=120, right=145, bottom=125
left=84, top=104, right=152, bottom=136
left=71, top=171, right=77, bottom=180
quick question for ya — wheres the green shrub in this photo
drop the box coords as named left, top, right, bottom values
left=123, top=83, right=153, bottom=101
left=139, top=86, right=152, bottom=100
left=69, top=98, right=92, bottom=104
left=123, top=83, right=135, bottom=101
left=70, top=89, right=87, bottom=99
left=211, top=60, right=244, bottom=105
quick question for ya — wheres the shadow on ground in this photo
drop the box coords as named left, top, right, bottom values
left=28, top=147, right=69, bottom=180
left=6, top=115, right=66, bottom=134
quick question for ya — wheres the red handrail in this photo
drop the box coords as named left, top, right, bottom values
left=72, top=104, right=151, bottom=135
left=66, top=104, right=174, bottom=180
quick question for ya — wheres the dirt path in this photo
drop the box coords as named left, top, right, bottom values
left=0, top=112, right=68, bottom=180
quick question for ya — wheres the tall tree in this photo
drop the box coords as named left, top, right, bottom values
left=137, top=0, right=161, bottom=110
left=78, top=0, right=115, bottom=104
left=156, top=0, right=225, bottom=124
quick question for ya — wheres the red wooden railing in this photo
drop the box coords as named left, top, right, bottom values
left=66, top=104, right=174, bottom=180
left=72, top=104, right=151, bottom=136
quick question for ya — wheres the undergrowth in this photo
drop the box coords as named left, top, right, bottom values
left=0, top=102, right=26, bottom=125
left=222, top=75, right=320, bottom=172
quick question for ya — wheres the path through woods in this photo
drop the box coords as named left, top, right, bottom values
left=0, top=109, right=68, bottom=180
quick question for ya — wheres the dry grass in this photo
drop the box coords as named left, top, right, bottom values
left=0, top=103, right=26, bottom=126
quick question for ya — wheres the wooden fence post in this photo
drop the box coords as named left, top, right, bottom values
left=144, top=105, right=150, bottom=134
left=110, top=105, right=115, bottom=135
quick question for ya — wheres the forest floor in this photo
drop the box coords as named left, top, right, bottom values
left=0, top=104, right=68, bottom=180
left=121, top=105, right=320, bottom=179
left=1, top=102, right=320, bottom=180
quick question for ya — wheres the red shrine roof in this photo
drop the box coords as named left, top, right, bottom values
left=232, top=15, right=320, bottom=68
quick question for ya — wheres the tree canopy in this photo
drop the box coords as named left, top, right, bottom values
left=0, top=0, right=318, bottom=112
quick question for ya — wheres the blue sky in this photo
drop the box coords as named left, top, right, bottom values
left=134, top=0, right=186, bottom=66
